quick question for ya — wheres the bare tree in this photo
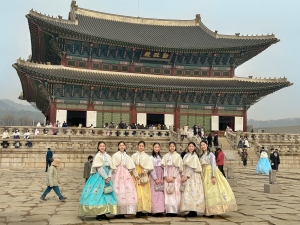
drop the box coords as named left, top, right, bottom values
left=17, top=116, right=32, bottom=126
left=0, top=114, right=16, bottom=126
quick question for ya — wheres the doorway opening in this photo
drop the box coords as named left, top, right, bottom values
left=67, top=111, right=86, bottom=127
left=219, top=116, right=234, bottom=130
left=147, top=114, right=164, bottom=126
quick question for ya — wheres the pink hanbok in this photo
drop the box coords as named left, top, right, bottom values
left=111, top=151, right=137, bottom=215
left=162, top=152, right=183, bottom=214
left=149, top=155, right=165, bottom=214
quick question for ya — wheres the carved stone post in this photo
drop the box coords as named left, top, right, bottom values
left=264, top=170, right=282, bottom=193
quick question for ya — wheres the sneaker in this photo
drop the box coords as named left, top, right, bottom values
left=40, top=197, right=47, bottom=201
left=59, top=198, right=65, bottom=202
left=62, top=196, right=67, bottom=200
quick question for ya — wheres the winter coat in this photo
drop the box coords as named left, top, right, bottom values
left=46, top=166, right=60, bottom=187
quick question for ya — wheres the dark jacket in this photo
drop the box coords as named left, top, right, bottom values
left=83, top=161, right=92, bottom=179
left=46, top=149, right=53, bottom=162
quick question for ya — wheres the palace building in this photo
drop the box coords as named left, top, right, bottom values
left=13, top=1, right=292, bottom=132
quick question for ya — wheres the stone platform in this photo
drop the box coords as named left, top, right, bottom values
left=0, top=165, right=300, bottom=225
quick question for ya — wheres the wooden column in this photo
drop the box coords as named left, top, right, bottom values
left=209, top=67, right=213, bottom=77
left=61, top=52, right=67, bottom=66
left=130, top=104, right=137, bottom=124
left=243, top=109, right=247, bottom=132
left=230, top=68, right=235, bottom=77
left=174, top=106, right=180, bottom=131
left=48, top=102, right=57, bottom=124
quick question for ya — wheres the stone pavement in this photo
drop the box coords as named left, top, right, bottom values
left=0, top=165, right=300, bottom=225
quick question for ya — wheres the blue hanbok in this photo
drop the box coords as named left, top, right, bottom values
left=78, top=152, right=117, bottom=216
left=256, top=151, right=272, bottom=175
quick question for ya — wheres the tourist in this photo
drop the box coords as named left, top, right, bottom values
left=237, top=137, right=244, bottom=153
left=274, top=149, right=280, bottom=171
left=255, top=148, right=271, bottom=174
left=13, top=129, right=20, bottom=139
left=162, top=142, right=183, bottom=217
left=215, top=148, right=226, bottom=177
left=131, top=141, right=154, bottom=217
left=45, top=148, right=53, bottom=172
left=270, top=148, right=280, bottom=171
left=40, top=158, right=67, bottom=202
left=111, top=141, right=138, bottom=218
left=83, top=155, right=93, bottom=183
left=180, top=148, right=188, bottom=159
left=24, top=129, right=32, bottom=148
left=79, top=141, right=117, bottom=221
left=1, top=129, right=9, bottom=148
left=180, top=142, right=205, bottom=217
left=213, top=133, right=219, bottom=148
left=207, top=133, right=213, bottom=147
left=241, top=149, right=248, bottom=166
left=180, top=127, right=185, bottom=141
left=243, top=137, right=250, bottom=148
left=200, top=140, right=237, bottom=217
left=149, top=142, right=165, bottom=217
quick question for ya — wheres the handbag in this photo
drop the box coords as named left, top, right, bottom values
left=140, top=174, right=149, bottom=184
left=179, top=183, right=186, bottom=192
left=166, top=183, right=174, bottom=194
left=155, top=184, right=164, bottom=192
left=103, top=185, right=113, bottom=194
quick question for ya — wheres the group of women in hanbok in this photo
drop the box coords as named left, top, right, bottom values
left=78, top=140, right=237, bottom=221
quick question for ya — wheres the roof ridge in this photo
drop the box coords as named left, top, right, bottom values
left=28, top=9, right=78, bottom=25
left=15, top=58, right=289, bottom=83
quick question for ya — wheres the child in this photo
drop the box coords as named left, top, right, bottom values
left=40, top=158, right=67, bottom=202
left=83, top=155, right=93, bottom=183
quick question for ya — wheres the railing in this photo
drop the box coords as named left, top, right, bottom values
left=0, top=126, right=173, bottom=139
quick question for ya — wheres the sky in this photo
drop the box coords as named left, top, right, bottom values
left=0, top=0, right=299, bottom=120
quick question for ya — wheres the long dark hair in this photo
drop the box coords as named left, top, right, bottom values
left=151, top=142, right=161, bottom=158
left=199, top=140, right=210, bottom=157
left=97, top=141, right=106, bottom=153
left=187, top=141, right=199, bottom=157
left=117, top=141, right=126, bottom=152
left=169, top=141, right=177, bottom=152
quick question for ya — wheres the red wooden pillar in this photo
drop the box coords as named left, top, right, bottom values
left=174, top=106, right=180, bottom=130
left=230, top=68, right=235, bottom=77
left=209, top=67, right=213, bottom=77
left=48, top=102, right=57, bottom=124
left=243, top=109, right=247, bottom=132
left=61, top=52, right=67, bottom=66
left=130, top=104, right=137, bottom=124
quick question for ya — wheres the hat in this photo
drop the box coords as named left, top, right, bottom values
left=52, top=158, right=61, bottom=167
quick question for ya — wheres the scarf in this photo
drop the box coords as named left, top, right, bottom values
left=183, top=152, right=202, bottom=172
left=162, top=151, right=183, bottom=172
left=131, top=151, right=154, bottom=171
left=111, top=151, right=135, bottom=170
left=91, top=151, right=112, bottom=173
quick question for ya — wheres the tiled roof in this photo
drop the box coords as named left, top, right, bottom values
left=13, top=59, right=292, bottom=93
left=26, top=6, right=279, bottom=51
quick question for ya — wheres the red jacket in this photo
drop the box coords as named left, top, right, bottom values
left=216, top=150, right=225, bottom=166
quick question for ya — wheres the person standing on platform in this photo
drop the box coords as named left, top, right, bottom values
left=207, top=133, right=213, bottom=147
left=111, top=141, right=138, bottom=218
left=40, top=158, right=67, bottom=202
left=255, top=149, right=271, bottom=174
left=215, top=148, right=226, bottom=177
left=162, top=142, right=183, bottom=217
left=200, top=140, right=237, bottom=218
left=271, top=149, right=280, bottom=171
left=83, top=155, right=93, bottom=183
left=149, top=143, right=165, bottom=217
left=78, top=141, right=117, bottom=221
left=180, top=142, right=205, bottom=217
left=45, top=148, right=53, bottom=172
left=131, top=141, right=154, bottom=218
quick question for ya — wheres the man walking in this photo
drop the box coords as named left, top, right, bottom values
left=83, top=155, right=93, bottom=183
left=45, top=148, right=53, bottom=172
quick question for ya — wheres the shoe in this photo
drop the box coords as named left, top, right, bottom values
left=59, top=198, right=65, bottom=202
left=62, top=197, right=67, bottom=200
left=40, top=197, right=47, bottom=201
left=96, top=215, right=102, bottom=221
left=208, top=215, right=214, bottom=218
left=100, top=214, right=109, bottom=220
left=186, top=211, right=197, bottom=217
left=114, top=214, right=125, bottom=219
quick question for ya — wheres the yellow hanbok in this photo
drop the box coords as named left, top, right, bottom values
left=200, top=152, right=237, bottom=216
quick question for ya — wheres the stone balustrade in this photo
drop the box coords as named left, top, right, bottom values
left=225, top=128, right=300, bottom=168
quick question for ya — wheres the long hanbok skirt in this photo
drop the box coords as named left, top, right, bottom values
left=202, top=165, right=237, bottom=216
left=131, top=165, right=151, bottom=212
left=256, top=158, right=271, bottom=174
left=112, top=165, right=137, bottom=214
left=78, top=167, right=117, bottom=215
left=164, top=166, right=181, bottom=214
left=149, top=166, right=165, bottom=214
left=180, top=171, right=205, bottom=213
